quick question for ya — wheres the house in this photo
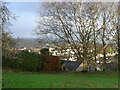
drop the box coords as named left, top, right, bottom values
left=106, top=61, right=118, bottom=71
left=76, top=63, right=84, bottom=71
left=87, top=64, right=102, bottom=71
left=63, top=61, right=82, bottom=70
left=63, top=60, right=103, bottom=71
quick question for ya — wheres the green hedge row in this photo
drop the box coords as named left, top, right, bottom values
left=3, top=51, right=45, bottom=72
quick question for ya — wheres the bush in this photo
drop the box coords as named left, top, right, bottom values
left=3, top=51, right=45, bottom=72
left=61, top=60, right=65, bottom=65
left=18, top=51, right=44, bottom=71
left=40, top=48, right=51, bottom=55
left=2, top=54, right=19, bottom=69
left=43, top=55, right=62, bottom=71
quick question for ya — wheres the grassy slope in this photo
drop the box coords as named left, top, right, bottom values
left=2, top=71, right=118, bottom=88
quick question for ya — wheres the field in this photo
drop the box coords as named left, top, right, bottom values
left=2, top=71, right=118, bottom=88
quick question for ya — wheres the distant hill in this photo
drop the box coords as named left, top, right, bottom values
left=15, top=38, right=45, bottom=48
left=15, top=38, right=69, bottom=48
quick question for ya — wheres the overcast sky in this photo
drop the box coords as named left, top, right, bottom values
left=7, top=2, right=42, bottom=38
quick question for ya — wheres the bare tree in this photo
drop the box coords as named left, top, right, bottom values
left=36, top=2, right=118, bottom=71
left=36, top=2, right=98, bottom=71
left=110, top=2, right=120, bottom=70
left=92, top=3, right=118, bottom=71
left=0, top=2, right=16, bottom=57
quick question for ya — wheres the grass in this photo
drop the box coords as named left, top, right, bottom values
left=2, top=71, right=118, bottom=88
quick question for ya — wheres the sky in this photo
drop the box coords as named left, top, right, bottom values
left=7, top=2, right=43, bottom=38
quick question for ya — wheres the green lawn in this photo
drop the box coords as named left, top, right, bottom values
left=2, top=71, right=118, bottom=88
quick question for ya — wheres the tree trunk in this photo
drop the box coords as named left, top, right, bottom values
left=93, top=19, right=97, bottom=71
left=102, top=12, right=106, bottom=71
left=83, top=45, right=88, bottom=71
left=117, top=2, right=120, bottom=71
left=83, top=58, right=87, bottom=71
left=103, top=49, right=106, bottom=71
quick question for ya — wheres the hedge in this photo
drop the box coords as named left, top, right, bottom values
left=2, top=51, right=45, bottom=72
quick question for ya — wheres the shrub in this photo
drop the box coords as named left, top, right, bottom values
left=61, top=60, right=65, bottom=65
left=18, top=51, right=44, bottom=71
left=2, top=53, right=19, bottom=69
left=43, top=55, right=62, bottom=71
left=3, top=51, right=45, bottom=72
left=40, top=48, right=51, bottom=55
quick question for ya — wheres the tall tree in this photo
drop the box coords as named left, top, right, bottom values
left=36, top=2, right=118, bottom=71
left=37, top=2, right=100, bottom=71
left=0, top=2, right=16, bottom=57
left=96, top=3, right=118, bottom=71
